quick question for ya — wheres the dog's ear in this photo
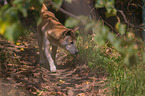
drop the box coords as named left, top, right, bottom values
left=72, top=27, right=79, bottom=37
left=61, top=30, right=72, bottom=38
left=61, top=30, right=75, bottom=39
left=41, top=3, right=48, bottom=13
left=73, top=27, right=79, bottom=32
left=61, top=28, right=78, bottom=39
left=64, top=30, right=72, bottom=36
left=64, top=27, right=79, bottom=36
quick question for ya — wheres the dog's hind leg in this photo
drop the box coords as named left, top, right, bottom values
left=51, top=45, right=58, bottom=63
left=39, top=45, right=45, bottom=64
left=37, top=32, right=45, bottom=64
left=44, top=37, right=56, bottom=72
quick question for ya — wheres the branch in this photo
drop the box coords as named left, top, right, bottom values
left=112, top=6, right=141, bottom=28
left=50, top=1, right=84, bottom=23
left=116, top=9, right=138, bottom=27
left=101, top=1, right=142, bottom=28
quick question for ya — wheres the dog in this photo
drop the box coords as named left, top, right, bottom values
left=37, top=4, right=78, bottom=72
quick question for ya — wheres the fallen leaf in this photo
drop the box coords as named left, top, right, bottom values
left=86, top=81, right=90, bottom=85
left=20, top=48, right=24, bottom=51
left=59, top=80, right=65, bottom=83
left=16, top=42, right=21, bottom=45
left=77, top=93, right=86, bottom=96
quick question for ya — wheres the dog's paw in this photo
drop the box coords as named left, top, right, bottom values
left=50, top=65, right=56, bottom=72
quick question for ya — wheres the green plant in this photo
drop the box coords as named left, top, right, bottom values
left=0, top=0, right=43, bottom=42
left=63, top=0, right=145, bottom=95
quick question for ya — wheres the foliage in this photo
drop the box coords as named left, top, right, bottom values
left=53, top=0, right=63, bottom=8
left=64, top=0, right=144, bottom=66
left=95, top=0, right=117, bottom=17
left=0, top=4, right=23, bottom=41
left=65, top=15, right=143, bottom=67
left=65, top=17, right=80, bottom=28
left=0, top=0, right=43, bottom=42
left=76, top=36, right=117, bottom=73
left=63, top=0, right=145, bottom=95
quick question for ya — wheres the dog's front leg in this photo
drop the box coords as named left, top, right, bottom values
left=52, top=45, right=58, bottom=63
left=44, top=37, right=56, bottom=72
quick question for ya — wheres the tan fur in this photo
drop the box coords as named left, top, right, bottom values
left=37, top=4, right=78, bottom=72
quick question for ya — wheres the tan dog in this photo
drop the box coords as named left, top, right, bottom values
left=37, top=4, right=78, bottom=72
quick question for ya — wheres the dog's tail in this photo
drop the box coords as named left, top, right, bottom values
left=41, top=3, right=48, bottom=13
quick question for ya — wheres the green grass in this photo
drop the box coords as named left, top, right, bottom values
left=76, top=36, right=145, bottom=96
left=107, top=62, right=145, bottom=96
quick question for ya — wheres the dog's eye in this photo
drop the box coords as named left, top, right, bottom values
left=70, top=41, right=74, bottom=44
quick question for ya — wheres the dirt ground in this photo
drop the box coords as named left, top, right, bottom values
left=0, top=33, right=107, bottom=96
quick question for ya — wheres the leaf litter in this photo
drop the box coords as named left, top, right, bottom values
left=0, top=33, right=107, bottom=96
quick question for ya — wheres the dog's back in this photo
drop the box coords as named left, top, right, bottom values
left=38, top=4, right=71, bottom=40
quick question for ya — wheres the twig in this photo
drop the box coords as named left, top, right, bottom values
left=51, top=1, right=142, bottom=30
left=50, top=1, right=82, bottom=22
left=117, top=9, right=142, bottom=28
left=102, top=1, right=142, bottom=28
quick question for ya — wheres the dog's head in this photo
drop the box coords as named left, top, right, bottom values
left=59, top=27, right=79, bottom=55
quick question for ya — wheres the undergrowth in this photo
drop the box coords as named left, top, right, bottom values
left=76, top=35, right=145, bottom=96
left=1, top=31, right=145, bottom=95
